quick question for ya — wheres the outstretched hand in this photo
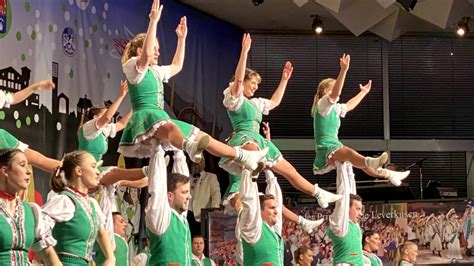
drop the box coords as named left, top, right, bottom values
left=281, top=61, right=293, bottom=81
left=175, top=16, right=187, bottom=39
left=119, top=80, right=128, bottom=97
left=359, top=80, right=372, bottom=94
left=340, top=53, right=350, bottom=71
left=149, top=0, right=163, bottom=23
left=262, top=121, right=271, bottom=140
left=241, top=33, right=252, bottom=54
left=33, top=80, right=55, bottom=91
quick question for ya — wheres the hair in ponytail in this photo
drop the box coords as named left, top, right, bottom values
left=294, top=245, right=310, bottom=265
left=50, top=150, right=89, bottom=192
left=121, top=33, right=147, bottom=65
left=311, top=78, right=335, bottom=117
left=78, top=105, right=107, bottom=131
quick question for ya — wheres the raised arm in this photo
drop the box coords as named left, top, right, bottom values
left=230, top=33, right=252, bottom=97
left=239, top=168, right=263, bottom=244
left=136, top=0, right=163, bottom=72
left=268, top=62, right=293, bottom=110
left=345, top=80, right=371, bottom=112
left=168, top=16, right=187, bottom=78
left=96, top=80, right=128, bottom=129
left=329, top=54, right=350, bottom=102
left=11, top=80, right=55, bottom=105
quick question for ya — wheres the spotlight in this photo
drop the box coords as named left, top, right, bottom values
left=311, top=15, right=324, bottom=35
left=456, top=17, right=470, bottom=37
left=252, top=0, right=264, bottom=6
left=396, top=0, right=417, bottom=11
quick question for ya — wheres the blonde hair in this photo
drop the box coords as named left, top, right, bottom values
left=310, top=78, right=335, bottom=117
left=393, top=240, right=417, bottom=266
left=50, top=150, right=90, bottom=192
left=231, top=68, right=262, bottom=84
left=121, top=33, right=147, bottom=65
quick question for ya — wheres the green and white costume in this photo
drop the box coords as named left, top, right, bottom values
left=119, top=57, right=199, bottom=158
left=312, top=95, right=348, bottom=175
left=363, top=250, right=383, bottom=266
left=0, top=197, right=56, bottom=265
left=95, top=233, right=129, bottom=266
left=239, top=169, right=284, bottom=265
left=0, top=90, right=28, bottom=151
left=328, top=161, right=363, bottom=266
left=192, top=253, right=216, bottom=266
left=220, top=86, right=282, bottom=201
left=145, top=145, right=192, bottom=265
left=42, top=188, right=106, bottom=265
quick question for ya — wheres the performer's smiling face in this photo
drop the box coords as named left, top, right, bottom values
left=243, top=76, right=260, bottom=98
left=261, top=197, right=278, bottom=226
left=0, top=151, right=31, bottom=191
left=136, top=38, right=160, bottom=65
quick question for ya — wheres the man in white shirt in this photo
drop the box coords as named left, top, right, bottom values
left=191, top=235, right=216, bottom=266
left=189, top=157, right=221, bottom=222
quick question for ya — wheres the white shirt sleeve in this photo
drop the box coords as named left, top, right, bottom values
left=151, top=65, right=172, bottom=83
left=250, top=97, right=272, bottom=115
left=0, top=90, right=14, bottom=109
left=29, top=203, right=58, bottom=252
left=41, top=193, right=76, bottom=224
left=222, top=85, right=245, bottom=111
left=264, top=170, right=283, bottom=235
left=238, top=169, right=262, bottom=244
left=329, top=161, right=356, bottom=237
left=317, top=95, right=347, bottom=118
left=145, top=145, right=171, bottom=235
left=172, top=150, right=190, bottom=176
left=82, top=119, right=117, bottom=140
left=123, top=57, right=171, bottom=85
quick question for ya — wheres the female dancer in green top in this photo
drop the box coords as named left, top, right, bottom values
left=119, top=0, right=267, bottom=174
left=311, top=54, right=409, bottom=186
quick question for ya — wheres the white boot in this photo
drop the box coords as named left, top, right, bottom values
left=381, top=169, right=410, bottom=186
left=183, top=135, right=210, bottom=163
left=314, top=185, right=343, bottom=209
left=365, top=152, right=388, bottom=171
left=298, top=216, right=324, bottom=234
left=235, top=147, right=268, bottom=176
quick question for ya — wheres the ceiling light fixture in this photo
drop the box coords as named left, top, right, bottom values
left=311, top=15, right=324, bottom=35
left=252, top=0, right=264, bottom=6
left=456, top=17, right=470, bottom=37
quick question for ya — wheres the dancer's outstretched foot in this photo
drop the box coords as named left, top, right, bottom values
left=381, top=169, right=410, bottom=186
left=236, top=147, right=268, bottom=176
left=315, top=185, right=343, bottom=208
left=365, top=152, right=388, bottom=171
left=184, top=135, right=210, bottom=163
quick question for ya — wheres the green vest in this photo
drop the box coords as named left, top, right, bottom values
left=53, top=191, right=99, bottom=263
left=78, top=128, right=108, bottom=162
left=128, top=69, right=164, bottom=111
left=95, top=234, right=129, bottom=266
left=0, top=200, right=35, bottom=265
left=192, top=256, right=212, bottom=266
left=227, top=97, right=262, bottom=133
left=147, top=211, right=192, bottom=265
left=241, top=223, right=284, bottom=266
left=312, top=102, right=344, bottom=169
left=327, top=221, right=363, bottom=266
left=363, top=251, right=383, bottom=266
